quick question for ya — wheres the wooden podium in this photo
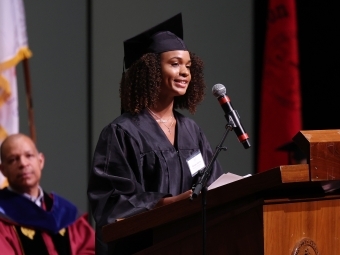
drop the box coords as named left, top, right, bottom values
left=102, top=130, right=340, bottom=254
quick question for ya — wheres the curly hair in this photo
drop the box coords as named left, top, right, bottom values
left=120, top=52, right=205, bottom=114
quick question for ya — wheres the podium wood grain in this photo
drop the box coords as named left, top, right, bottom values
left=264, top=197, right=340, bottom=255
left=102, top=130, right=340, bottom=254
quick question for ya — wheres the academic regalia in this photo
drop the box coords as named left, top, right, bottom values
left=0, top=188, right=95, bottom=255
left=88, top=110, right=224, bottom=253
left=88, top=12, right=224, bottom=254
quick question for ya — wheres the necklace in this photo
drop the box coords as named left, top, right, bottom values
left=147, top=107, right=175, bottom=134
left=147, top=107, right=173, bottom=123
left=162, top=117, right=175, bottom=134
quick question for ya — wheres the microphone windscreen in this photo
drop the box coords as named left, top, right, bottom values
left=212, top=83, right=226, bottom=98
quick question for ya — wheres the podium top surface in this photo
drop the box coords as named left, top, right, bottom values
left=102, top=164, right=340, bottom=243
left=295, top=130, right=340, bottom=143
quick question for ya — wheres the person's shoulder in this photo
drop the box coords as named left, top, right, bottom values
left=0, top=187, right=13, bottom=199
left=46, top=192, right=90, bottom=221
left=95, top=113, right=130, bottom=136
left=112, top=112, right=137, bottom=125
left=101, top=112, right=137, bottom=129
left=103, top=111, right=152, bottom=135
left=47, top=192, right=78, bottom=212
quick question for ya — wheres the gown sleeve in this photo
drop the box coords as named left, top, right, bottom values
left=68, top=214, right=95, bottom=255
left=0, top=220, right=22, bottom=255
left=87, top=123, right=168, bottom=227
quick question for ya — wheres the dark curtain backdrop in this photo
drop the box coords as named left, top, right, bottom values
left=297, top=1, right=340, bottom=130
left=254, top=0, right=340, bottom=167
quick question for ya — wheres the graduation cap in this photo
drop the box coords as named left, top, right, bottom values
left=123, top=13, right=187, bottom=70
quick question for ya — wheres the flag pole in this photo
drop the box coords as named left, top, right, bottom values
left=22, top=58, right=36, bottom=143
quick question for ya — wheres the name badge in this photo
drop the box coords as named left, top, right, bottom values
left=186, top=151, right=206, bottom=177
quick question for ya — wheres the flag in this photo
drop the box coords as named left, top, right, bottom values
left=257, top=0, right=302, bottom=172
left=0, top=0, right=32, bottom=187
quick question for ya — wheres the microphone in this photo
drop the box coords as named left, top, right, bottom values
left=212, top=83, right=251, bottom=149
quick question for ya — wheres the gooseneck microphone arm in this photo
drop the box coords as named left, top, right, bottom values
left=191, top=83, right=251, bottom=198
left=190, top=122, right=233, bottom=255
left=190, top=124, right=231, bottom=199
left=190, top=83, right=251, bottom=255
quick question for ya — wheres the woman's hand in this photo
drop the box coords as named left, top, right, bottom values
left=155, top=190, right=193, bottom=208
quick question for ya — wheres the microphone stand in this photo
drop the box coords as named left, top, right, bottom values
left=190, top=121, right=234, bottom=255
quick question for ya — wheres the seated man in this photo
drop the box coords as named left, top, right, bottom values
left=0, top=133, right=95, bottom=255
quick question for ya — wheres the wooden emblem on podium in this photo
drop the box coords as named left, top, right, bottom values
left=291, top=238, right=319, bottom=255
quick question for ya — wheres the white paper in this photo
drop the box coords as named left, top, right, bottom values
left=208, top=172, right=251, bottom=190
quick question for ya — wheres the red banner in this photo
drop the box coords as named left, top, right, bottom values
left=257, top=0, right=302, bottom=172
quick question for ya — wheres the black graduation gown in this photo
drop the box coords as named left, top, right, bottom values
left=87, top=109, right=223, bottom=253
